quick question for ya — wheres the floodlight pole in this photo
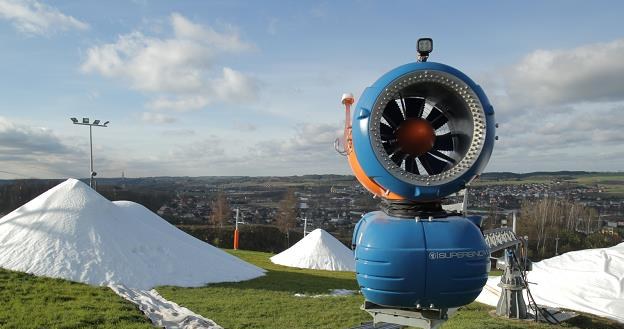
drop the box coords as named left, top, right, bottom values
left=89, top=125, right=94, bottom=188
left=70, top=117, right=109, bottom=189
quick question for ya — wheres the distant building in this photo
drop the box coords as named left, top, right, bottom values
left=601, top=226, right=616, bottom=235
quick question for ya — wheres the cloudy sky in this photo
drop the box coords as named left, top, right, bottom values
left=0, top=0, right=623, bottom=179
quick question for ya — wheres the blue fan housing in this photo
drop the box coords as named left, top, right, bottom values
left=351, top=61, right=496, bottom=201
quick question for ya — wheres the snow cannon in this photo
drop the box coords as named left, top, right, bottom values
left=339, top=39, right=496, bottom=316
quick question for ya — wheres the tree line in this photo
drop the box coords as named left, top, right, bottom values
left=0, top=180, right=59, bottom=214
left=205, top=189, right=299, bottom=249
left=517, top=198, right=620, bottom=259
left=0, top=181, right=304, bottom=252
left=0, top=180, right=174, bottom=215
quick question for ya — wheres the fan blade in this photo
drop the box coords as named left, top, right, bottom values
left=380, top=122, right=395, bottom=140
left=382, top=140, right=398, bottom=153
left=429, top=149, right=456, bottom=164
left=431, top=115, right=448, bottom=130
left=418, top=153, right=448, bottom=175
left=434, top=133, right=454, bottom=151
left=382, top=101, right=404, bottom=129
left=426, top=108, right=448, bottom=129
left=404, top=155, right=419, bottom=174
left=404, top=97, right=425, bottom=118
left=390, top=151, right=406, bottom=165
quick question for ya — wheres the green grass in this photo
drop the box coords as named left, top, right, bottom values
left=572, top=174, right=624, bottom=185
left=157, top=250, right=624, bottom=329
left=0, top=269, right=154, bottom=329
left=1, top=250, right=621, bottom=329
left=443, top=303, right=623, bottom=329
left=157, top=250, right=369, bottom=329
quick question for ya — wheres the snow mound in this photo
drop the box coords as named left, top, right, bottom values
left=0, top=179, right=264, bottom=289
left=477, top=243, right=624, bottom=323
left=270, top=228, right=355, bottom=271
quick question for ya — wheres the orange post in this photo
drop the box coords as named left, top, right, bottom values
left=233, top=228, right=240, bottom=250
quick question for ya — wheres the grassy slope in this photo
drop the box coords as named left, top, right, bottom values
left=0, top=269, right=154, bottom=329
left=0, top=249, right=621, bottom=329
left=158, top=250, right=624, bottom=329
left=157, top=250, right=369, bottom=329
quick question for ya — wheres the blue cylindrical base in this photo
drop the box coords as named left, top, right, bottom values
left=352, top=211, right=489, bottom=308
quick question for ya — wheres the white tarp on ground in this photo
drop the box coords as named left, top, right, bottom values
left=270, top=228, right=355, bottom=271
left=477, top=243, right=624, bottom=323
left=0, top=178, right=265, bottom=290
left=294, top=289, right=357, bottom=298
left=111, top=284, right=222, bottom=329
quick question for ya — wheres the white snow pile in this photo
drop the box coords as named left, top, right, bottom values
left=111, top=284, right=222, bottom=329
left=477, top=243, right=624, bottom=323
left=0, top=178, right=265, bottom=289
left=270, top=228, right=355, bottom=271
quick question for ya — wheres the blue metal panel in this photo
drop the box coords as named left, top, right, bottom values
left=353, top=212, right=490, bottom=308
left=422, top=217, right=490, bottom=308
left=354, top=211, right=426, bottom=307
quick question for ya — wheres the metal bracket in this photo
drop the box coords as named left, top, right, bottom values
left=360, top=302, right=457, bottom=329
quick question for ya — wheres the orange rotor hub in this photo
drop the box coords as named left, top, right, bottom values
left=396, top=118, right=436, bottom=156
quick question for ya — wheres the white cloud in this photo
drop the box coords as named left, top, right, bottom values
left=0, top=0, right=88, bottom=36
left=141, top=122, right=349, bottom=176
left=0, top=116, right=72, bottom=154
left=495, top=104, right=624, bottom=152
left=0, top=116, right=87, bottom=178
left=147, top=95, right=209, bottom=112
left=161, top=129, right=196, bottom=137
left=82, top=31, right=211, bottom=93
left=250, top=123, right=343, bottom=168
left=81, top=13, right=257, bottom=112
left=482, top=38, right=624, bottom=172
left=213, top=67, right=258, bottom=101
left=140, top=112, right=176, bottom=124
left=504, top=38, right=624, bottom=108
left=170, top=135, right=226, bottom=160
left=243, top=122, right=350, bottom=175
left=170, top=13, right=250, bottom=52
left=233, top=121, right=257, bottom=132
